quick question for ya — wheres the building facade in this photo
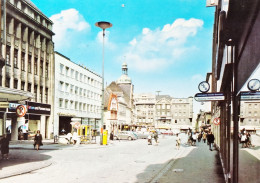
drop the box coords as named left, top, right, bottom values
left=134, top=94, right=193, bottom=131
left=209, top=0, right=260, bottom=182
left=54, top=52, right=102, bottom=136
left=134, top=93, right=156, bottom=127
left=0, top=0, right=54, bottom=140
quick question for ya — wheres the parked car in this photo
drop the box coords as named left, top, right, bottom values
left=135, top=131, right=149, bottom=139
left=161, top=130, right=173, bottom=136
left=114, top=131, right=137, bottom=140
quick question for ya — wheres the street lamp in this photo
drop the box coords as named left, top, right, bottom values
left=95, top=21, right=112, bottom=145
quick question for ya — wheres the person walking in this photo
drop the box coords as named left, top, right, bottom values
left=34, top=130, right=43, bottom=151
left=176, top=133, right=181, bottom=150
left=0, top=134, right=9, bottom=160
left=198, top=132, right=202, bottom=142
left=154, top=131, right=159, bottom=143
left=207, top=131, right=215, bottom=151
left=202, top=132, right=207, bottom=143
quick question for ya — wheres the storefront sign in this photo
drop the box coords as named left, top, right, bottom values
left=27, top=101, right=51, bottom=115
left=0, top=102, right=9, bottom=108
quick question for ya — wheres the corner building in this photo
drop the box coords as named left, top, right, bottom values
left=0, top=0, right=54, bottom=140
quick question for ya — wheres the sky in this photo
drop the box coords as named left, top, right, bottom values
left=31, top=0, right=216, bottom=114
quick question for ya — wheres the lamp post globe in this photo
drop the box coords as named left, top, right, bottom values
left=95, top=21, right=112, bottom=145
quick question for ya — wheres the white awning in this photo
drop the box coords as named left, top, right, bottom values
left=0, top=87, right=34, bottom=101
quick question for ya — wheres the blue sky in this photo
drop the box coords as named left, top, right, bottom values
left=31, top=0, right=215, bottom=113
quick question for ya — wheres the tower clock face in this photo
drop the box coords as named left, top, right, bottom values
left=248, top=79, right=260, bottom=91
left=198, top=81, right=210, bottom=93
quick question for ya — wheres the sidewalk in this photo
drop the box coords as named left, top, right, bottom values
left=155, top=140, right=225, bottom=183
left=0, top=138, right=106, bottom=180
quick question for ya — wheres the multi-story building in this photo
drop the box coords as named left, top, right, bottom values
left=155, top=95, right=172, bottom=129
left=134, top=93, right=156, bottom=127
left=54, top=52, right=102, bottom=136
left=0, top=0, right=54, bottom=140
left=240, top=101, right=260, bottom=132
left=134, top=94, right=193, bottom=131
left=171, top=97, right=193, bottom=131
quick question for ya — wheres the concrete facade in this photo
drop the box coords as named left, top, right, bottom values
left=54, top=52, right=102, bottom=136
left=0, top=0, right=54, bottom=140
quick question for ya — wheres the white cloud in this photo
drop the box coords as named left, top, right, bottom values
left=121, top=18, right=204, bottom=72
left=50, top=9, right=90, bottom=49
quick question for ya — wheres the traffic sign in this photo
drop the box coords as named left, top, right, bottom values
left=240, top=91, right=260, bottom=101
left=16, top=105, right=27, bottom=117
left=194, top=92, right=225, bottom=102
left=213, top=118, right=220, bottom=125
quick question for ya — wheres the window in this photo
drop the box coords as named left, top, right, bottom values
left=59, top=99, right=63, bottom=108
left=65, top=67, right=69, bottom=76
left=40, top=87, right=43, bottom=102
left=28, top=83, right=31, bottom=92
left=34, top=57, right=38, bottom=75
left=21, top=81, right=25, bottom=91
left=28, top=55, right=32, bottom=73
left=6, top=46, right=10, bottom=65
left=65, top=100, right=69, bottom=109
left=45, top=88, right=48, bottom=103
left=14, top=79, right=18, bottom=89
left=59, top=81, right=64, bottom=91
left=21, top=52, right=25, bottom=71
left=44, top=62, right=48, bottom=77
left=5, top=78, right=10, bottom=88
left=40, top=60, right=43, bottom=75
left=71, top=69, right=74, bottom=78
left=34, top=85, right=37, bottom=100
left=14, top=49, right=18, bottom=68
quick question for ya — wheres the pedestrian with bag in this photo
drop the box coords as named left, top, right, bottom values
left=34, top=130, right=43, bottom=151
left=207, top=131, right=215, bottom=151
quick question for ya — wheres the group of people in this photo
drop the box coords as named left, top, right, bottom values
left=185, top=129, right=215, bottom=151
left=239, top=128, right=253, bottom=148
left=0, top=130, right=43, bottom=160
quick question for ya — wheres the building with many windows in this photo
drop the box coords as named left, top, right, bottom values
left=134, top=94, right=193, bottom=131
left=0, top=0, right=54, bottom=140
left=54, top=52, right=102, bottom=136
left=134, top=93, right=156, bottom=128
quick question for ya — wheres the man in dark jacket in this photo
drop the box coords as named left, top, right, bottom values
left=207, top=131, right=215, bottom=151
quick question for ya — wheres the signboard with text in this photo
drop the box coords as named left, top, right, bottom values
left=194, top=92, right=225, bottom=102
left=240, top=91, right=260, bottom=101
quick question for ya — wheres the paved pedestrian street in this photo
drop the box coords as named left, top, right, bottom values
left=0, top=134, right=259, bottom=183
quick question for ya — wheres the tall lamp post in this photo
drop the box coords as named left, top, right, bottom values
left=95, top=21, right=112, bottom=145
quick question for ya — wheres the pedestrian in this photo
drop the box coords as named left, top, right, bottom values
left=207, top=131, right=215, bottom=151
left=72, top=131, right=78, bottom=145
left=192, top=132, right=197, bottom=146
left=198, top=132, right=202, bottom=142
left=154, top=131, right=158, bottom=143
left=65, top=132, right=72, bottom=144
left=34, top=130, right=43, bottom=151
left=176, top=133, right=181, bottom=150
left=202, top=132, right=207, bottom=143
left=0, top=134, right=9, bottom=160
left=241, top=133, right=247, bottom=148
left=148, top=133, right=152, bottom=145
left=110, top=131, right=114, bottom=141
